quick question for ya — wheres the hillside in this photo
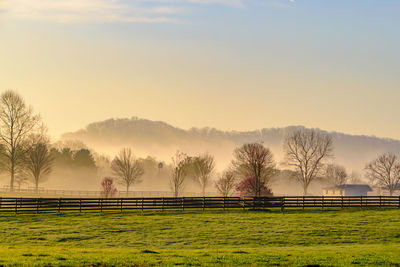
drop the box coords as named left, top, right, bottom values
left=62, top=117, right=400, bottom=173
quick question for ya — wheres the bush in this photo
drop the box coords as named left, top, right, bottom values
left=101, top=177, right=117, bottom=198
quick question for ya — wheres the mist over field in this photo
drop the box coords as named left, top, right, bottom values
left=31, top=116, right=397, bottom=195
left=63, top=117, right=400, bottom=171
left=1, top=114, right=398, bottom=196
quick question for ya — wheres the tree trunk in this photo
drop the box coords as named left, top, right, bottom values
left=174, top=187, right=179, bottom=197
left=303, top=184, right=308, bottom=196
left=256, top=176, right=260, bottom=197
left=35, top=179, right=39, bottom=195
left=10, top=163, right=15, bottom=192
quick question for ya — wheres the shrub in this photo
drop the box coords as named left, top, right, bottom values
left=101, top=177, right=117, bottom=198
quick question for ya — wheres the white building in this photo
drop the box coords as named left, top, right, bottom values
left=323, top=184, right=372, bottom=196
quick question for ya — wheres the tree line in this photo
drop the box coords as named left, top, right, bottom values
left=104, top=131, right=400, bottom=197
left=0, top=90, right=399, bottom=196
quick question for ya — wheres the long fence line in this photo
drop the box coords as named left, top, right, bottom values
left=0, top=188, right=217, bottom=197
left=0, top=196, right=399, bottom=213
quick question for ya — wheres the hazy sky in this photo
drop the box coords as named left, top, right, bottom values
left=1, top=0, right=399, bottom=139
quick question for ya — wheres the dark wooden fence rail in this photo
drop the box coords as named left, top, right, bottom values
left=0, top=196, right=399, bottom=213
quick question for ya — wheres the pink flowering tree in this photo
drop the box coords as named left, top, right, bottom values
left=236, top=177, right=273, bottom=197
left=101, top=177, right=118, bottom=198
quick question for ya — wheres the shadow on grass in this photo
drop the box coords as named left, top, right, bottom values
left=0, top=206, right=397, bottom=218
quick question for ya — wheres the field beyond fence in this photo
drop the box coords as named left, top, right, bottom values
left=0, top=196, right=399, bottom=213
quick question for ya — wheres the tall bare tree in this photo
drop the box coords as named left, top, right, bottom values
left=215, top=170, right=236, bottom=197
left=365, top=153, right=400, bottom=196
left=170, top=151, right=191, bottom=197
left=325, top=164, right=348, bottom=186
left=111, top=148, right=144, bottom=193
left=193, top=153, right=215, bottom=196
left=24, top=138, right=54, bottom=194
left=0, top=90, right=40, bottom=191
left=232, top=143, right=276, bottom=197
left=283, top=128, right=333, bottom=195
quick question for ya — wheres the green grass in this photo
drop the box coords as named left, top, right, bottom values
left=0, top=208, right=399, bottom=266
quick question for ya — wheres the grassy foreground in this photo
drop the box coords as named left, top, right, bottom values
left=0, top=208, right=399, bottom=266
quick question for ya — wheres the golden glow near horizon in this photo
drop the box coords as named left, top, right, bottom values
left=1, top=0, right=400, bottom=139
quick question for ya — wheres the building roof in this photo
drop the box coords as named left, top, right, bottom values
left=323, top=184, right=373, bottom=191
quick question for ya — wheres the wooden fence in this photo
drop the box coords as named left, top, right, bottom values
left=0, top=196, right=399, bottom=213
left=0, top=188, right=215, bottom=197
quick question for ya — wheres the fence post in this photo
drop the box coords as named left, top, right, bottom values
left=100, top=199, right=103, bottom=212
left=182, top=197, right=184, bottom=211
left=302, top=196, right=305, bottom=209
left=79, top=199, right=82, bottom=213
left=223, top=197, right=226, bottom=211
left=202, top=197, right=205, bottom=211
left=15, top=198, right=18, bottom=214
left=322, top=196, right=324, bottom=210
left=380, top=196, right=382, bottom=207
left=398, top=196, right=400, bottom=208
left=162, top=197, right=165, bottom=212
left=58, top=198, right=61, bottom=213
left=281, top=197, right=285, bottom=213
left=341, top=196, right=344, bottom=208
left=141, top=198, right=144, bottom=212
left=36, top=198, right=39, bottom=214
left=360, top=196, right=363, bottom=208
left=120, top=198, right=123, bottom=213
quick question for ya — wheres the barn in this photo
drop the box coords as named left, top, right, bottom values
left=323, top=184, right=372, bottom=196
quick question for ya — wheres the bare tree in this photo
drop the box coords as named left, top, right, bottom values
left=348, top=171, right=363, bottom=184
left=192, top=153, right=215, bottom=196
left=283, top=128, right=333, bottom=195
left=232, top=143, right=276, bottom=197
left=215, top=170, right=236, bottom=197
left=365, top=153, right=400, bottom=196
left=101, top=177, right=117, bottom=198
left=14, top=173, right=28, bottom=190
left=111, top=148, right=144, bottom=193
left=170, top=151, right=191, bottom=197
left=24, top=134, right=54, bottom=194
left=0, top=90, right=40, bottom=191
left=325, top=164, right=348, bottom=186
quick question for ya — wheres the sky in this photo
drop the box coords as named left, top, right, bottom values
left=0, top=0, right=400, bottom=139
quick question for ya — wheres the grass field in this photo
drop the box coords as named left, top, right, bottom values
left=0, top=208, right=399, bottom=266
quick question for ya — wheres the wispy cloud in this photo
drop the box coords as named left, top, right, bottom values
left=0, top=0, right=294, bottom=23
left=139, top=0, right=245, bottom=7
left=188, top=0, right=244, bottom=8
left=0, top=0, right=187, bottom=23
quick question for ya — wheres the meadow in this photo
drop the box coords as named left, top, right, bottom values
left=0, top=208, right=399, bottom=266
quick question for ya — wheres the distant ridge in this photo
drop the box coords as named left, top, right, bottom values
left=62, top=117, right=400, bottom=171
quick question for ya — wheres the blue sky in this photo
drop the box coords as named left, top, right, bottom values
left=0, top=0, right=400, bottom=139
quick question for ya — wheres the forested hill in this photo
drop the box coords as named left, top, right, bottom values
left=62, top=117, right=400, bottom=172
